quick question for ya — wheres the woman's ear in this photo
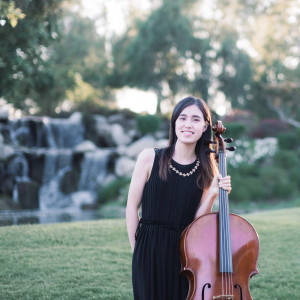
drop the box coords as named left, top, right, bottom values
left=202, top=124, right=208, bottom=132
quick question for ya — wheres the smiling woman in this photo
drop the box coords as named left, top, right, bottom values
left=126, top=96, right=232, bottom=300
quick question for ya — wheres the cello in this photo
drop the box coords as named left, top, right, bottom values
left=180, top=121, right=259, bottom=300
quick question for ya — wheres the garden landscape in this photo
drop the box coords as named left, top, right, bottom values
left=0, top=0, right=300, bottom=299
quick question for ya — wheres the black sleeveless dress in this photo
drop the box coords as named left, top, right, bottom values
left=132, top=149, right=203, bottom=300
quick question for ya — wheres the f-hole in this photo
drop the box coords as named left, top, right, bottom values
left=234, top=284, right=243, bottom=300
left=202, top=283, right=211, bottom=299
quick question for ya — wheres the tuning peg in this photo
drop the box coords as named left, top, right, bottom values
left=205, top=148, right=216, bottom=154
left=224, top=138, right=234, bottom=143
left=226, top=146, right=236, bottom=151
left=205, top=140, right=216, bottom=145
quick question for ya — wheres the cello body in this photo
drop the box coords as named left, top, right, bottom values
left=180, top=212, right=259, bottom=300
left=180, top=121, right=259, bottom=300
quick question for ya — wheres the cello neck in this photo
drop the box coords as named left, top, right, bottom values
left=218, top=151, right=233, bottom=273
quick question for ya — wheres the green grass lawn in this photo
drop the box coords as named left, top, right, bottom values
left=0, top=207, right=299, bottom=300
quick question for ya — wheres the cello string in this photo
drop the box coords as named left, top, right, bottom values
left=222, top=152, right=234, bottom=297
left=219, top=154, right=225, bottom=296
left=219, top=183, right=224, bottom=296
left=220, top=153, right=227, bottom=297
left=219, top=189, right=226, bottom=295
left=221, top=152, right=233, bottom=297
left=219, top=154, right=224, bottom=296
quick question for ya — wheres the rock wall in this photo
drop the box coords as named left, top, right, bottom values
left=0, top=111, right=168, bottom=210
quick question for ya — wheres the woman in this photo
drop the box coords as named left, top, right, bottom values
left=126, top=96, right=232, bottom=300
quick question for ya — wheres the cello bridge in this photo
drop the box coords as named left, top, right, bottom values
left=213, top=295, right=234, bottom=300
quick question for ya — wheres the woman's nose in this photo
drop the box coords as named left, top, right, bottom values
left=184, top=119, right=192, bottom=127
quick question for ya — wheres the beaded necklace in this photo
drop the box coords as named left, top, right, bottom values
left=169, top=159, right=200, bottom=177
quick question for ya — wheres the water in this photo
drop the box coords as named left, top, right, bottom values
left=0, top=209, right=103, bottom=227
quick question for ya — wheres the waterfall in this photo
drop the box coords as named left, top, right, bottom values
left=71, top=149, right=110, bottom=209
left=39, top=149, right=73, bottom=210
left=78, top=150, right=110, bottom=191
left=42, top=112, right=84, bottom=148
left=3, top=112, right=113, bottom=211
left=8, top=112, right=84, bottom=148
left=39, top=147, right=110, bottom=211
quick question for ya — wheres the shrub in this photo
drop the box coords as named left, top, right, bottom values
left=273, top=150, right=300, bottom=169
left=230, top=174, right=266, bottom=203
left=261, top=166, right=298, bottom=199
left=137, top=114, right=161, bottom=135
left=277, top=130, right=300, bottom=150
left=251, top=119, right=290, bottom=138
left=98, top=177, right=130, bottom=204
left=223, top=122, right=247, bottom=140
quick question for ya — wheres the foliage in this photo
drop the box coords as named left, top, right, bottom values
left=0, top=0, right=299, bottom=124
left=0, top=1, right=25, bottom=27
left=0, top=208, right=299, bottom=299
left=0, top=0, right=114, bottom=115
left=98, top=177, right=131, bottom=204
left=216, top=31, right=253, bottom=109
left=137, top=114, right=161, bottom=135
left=0, top=0, right=65, bottom=113
left=52, top=8, right=114, bottom=107
left=110, top=0, right=210, bottom=113
left=228, top=138, right=300, bottom=203
left=223, top=122, right=247, bottom=140
left=277, top=129, right=300, bottom=150
left=250, top=118, right=291, bottom=138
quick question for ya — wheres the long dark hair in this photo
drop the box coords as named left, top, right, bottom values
left=159, top=96, right=217, bottom=189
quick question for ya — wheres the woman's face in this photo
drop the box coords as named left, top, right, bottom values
left=175, top=104, right=207, bottom=145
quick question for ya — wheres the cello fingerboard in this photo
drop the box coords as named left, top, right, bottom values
left=219, top=152, right=233, bottom=273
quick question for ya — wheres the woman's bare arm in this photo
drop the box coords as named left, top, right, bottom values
left=126, top=149, right=155, bottom=251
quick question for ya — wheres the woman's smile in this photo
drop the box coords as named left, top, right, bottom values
left=175, top=104, right=207, bottom=144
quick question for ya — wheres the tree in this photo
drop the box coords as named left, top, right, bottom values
left=0, top=0, right=65, bottom=113
left=110, top=0, right=210, bottom=113
left=216, top=31, right=253, bottom=109
left=250, top=0, right=300, bottom=126
left=0, top=1, right=25, bottom=27
left=214, top=0, right=300, bottom=123
left=46, top=8, right=114, bottom=113
left=0, top=0, right=114, bottom=115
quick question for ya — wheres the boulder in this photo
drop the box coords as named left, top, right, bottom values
left=24, top=152, right=45, bottom=184
left=17, top=180, right=40, bottom=209
left=0, top=144, right=15, bottom=160
left=60, top=169, right=79, bottom=194
left=94, top=120, right=116, bottom=147
left=115, top=156, right=136, bottom=177
left=126, top=135, right=156, bottom=158
left=155, top=139, right=168, bottom=149
left=74, top=140, right=97, bottom=152
left=0, top=108, right=9, bottom=120
left=111, top=124, right=131, bottom=146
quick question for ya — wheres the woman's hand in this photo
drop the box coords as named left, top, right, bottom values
left=209, top=174, right=232, bottom=197
left=195, top=174, right=232, bottom=218
left=218, top=174, right=232, bottom=194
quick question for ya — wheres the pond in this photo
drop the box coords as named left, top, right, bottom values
left=0, top=209, right=103, bottom=227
